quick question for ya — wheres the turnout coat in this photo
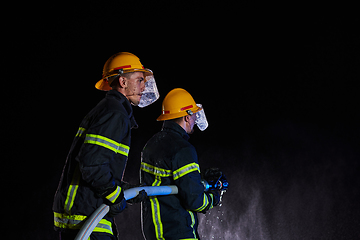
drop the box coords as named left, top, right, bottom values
left=53, top=90, right=137, bottom=236
left=141, top=121, right=215, bottom=240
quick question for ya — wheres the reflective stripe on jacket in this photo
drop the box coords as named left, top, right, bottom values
left=53, top=90, right=137, bottom=235
left=141, top=121, right=215, bottom=240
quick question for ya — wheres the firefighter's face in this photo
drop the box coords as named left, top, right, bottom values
left=122, top=72, right=146, bottom=106
left=185, top=114, right=197, bottom=134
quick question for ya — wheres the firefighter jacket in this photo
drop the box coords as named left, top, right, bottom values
left=140, top=121, right=215, bottom=240
left=53, top=90, right=137, bottom=236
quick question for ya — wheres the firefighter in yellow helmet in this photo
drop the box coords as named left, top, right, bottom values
left=53, top=52, right=158, bottom=240
left=96, top=52, right=159, bottom=107
left=140, top=88, right=221, bottom=239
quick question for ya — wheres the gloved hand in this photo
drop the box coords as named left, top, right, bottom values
left=202, top=167, right=228, bottom=191
left=120, top=182, right=148, bottom=204
left=108, top=198, right=127, bottom=218
left=208, top=189, right=221, bottom=207
left=127, top=189, right=147, bottom=204
left=203, top=168, right=222, bottom=183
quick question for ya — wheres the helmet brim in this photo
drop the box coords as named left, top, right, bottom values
left=95, top=68, right=153, bottom=91
left=156, top=105, right=201, bottom=121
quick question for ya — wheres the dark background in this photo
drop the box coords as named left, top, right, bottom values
left=6, top=2, right=360, bottom=239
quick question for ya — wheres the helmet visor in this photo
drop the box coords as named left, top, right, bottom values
left=138, top=74, right=160, bottom=108
left=195, top=104, right=208, bottom=131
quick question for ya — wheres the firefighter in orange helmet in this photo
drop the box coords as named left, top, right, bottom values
left=53, top=52, right=158, bottom=240
left=140, top=88, right=221, bottom=239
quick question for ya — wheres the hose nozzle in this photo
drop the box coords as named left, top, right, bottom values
left=201, top=168, right=229, bottom=192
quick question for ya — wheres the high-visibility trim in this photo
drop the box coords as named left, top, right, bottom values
left=150, top=176, right=164, bottom=240
left=194, top=193, right=210, bottom=212
left=106, top=185, right=122, bottom=204
left=75, top=127, right=86, bottom=138
left=54, top=212, right=113, bottom=235
left=187, top=210, right=197, bottom=238
left=208, top=193, right=214, bottom=210
left=64, top=167, right=81, bottom=214
left=140, top=162, right=172, bottom=177
left=173, top=163, right=200, bottom=181
left=150, top=196, right=164, bottom=240
left=84, top=134, right=130, bottom=156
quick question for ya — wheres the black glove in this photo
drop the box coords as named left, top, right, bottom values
left=208, top=189, right=221, bottom=207
left=203, top=168, right=223, bottom=183
left=120, top=182, right=148, bottom=204
left=108, top=198, right=127, bottom=218
left=127, top=189, right=147, bottom=204
left=202, top=168, right=228, bottom=191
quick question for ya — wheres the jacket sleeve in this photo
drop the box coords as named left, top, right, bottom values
left=172, top=146, right=215, bottom=212
left=77, top=111, right=129, bottom=204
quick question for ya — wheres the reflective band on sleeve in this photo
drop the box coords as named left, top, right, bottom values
left=106, top=186, right=122, bottom=203
left=173, top=163, right=200, bottom=180
left=75, top=127, right=86, bottom=138
left=54, top=212, right=113, bottom=235
left=194, top=193, right=210, bottom=212
left=84, top=134, right=130, bottom=156
left=209, top=193, right=214, bottom=209
left=140, top=162, right=172, bottom=177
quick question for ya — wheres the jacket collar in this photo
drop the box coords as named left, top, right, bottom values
left=162, top=121, right=190, bottom=141
left=106, top=90, right=138, bottom=129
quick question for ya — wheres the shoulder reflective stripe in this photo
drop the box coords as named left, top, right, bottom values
left=140, top=162, right=172, bottom=177
left=187, top=210, right=197, bottom=238
left=173, top=163, right=200, bottom=180
left=194, top=193, right=210, bottom=212
left=106, top=186, right=122, bottom=203
left=54, top=212, right=113, bottom=235
left=64, top=166, right=81, bottom=214
left=76, top=127, right=86, bottom=138
left=84, top=134, right=130, bottom=156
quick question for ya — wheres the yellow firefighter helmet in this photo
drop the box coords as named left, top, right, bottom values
left=157, top=88, right=208, bottom=130
left=157, top=88, right=202, bottom=121
left=95, top=52, right=153, bottom=91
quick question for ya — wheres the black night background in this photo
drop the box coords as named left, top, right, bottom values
left=6, top=2, right=360, bottom=239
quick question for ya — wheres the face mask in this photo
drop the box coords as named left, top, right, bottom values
left=195, top=104, right=208, bottom=131
left=138, top=73, right=160, bottom=108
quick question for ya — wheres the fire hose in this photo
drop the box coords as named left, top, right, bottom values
left=74, top=168, right=228, bottom=240
left=74, top=185, right=178, bottom=240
